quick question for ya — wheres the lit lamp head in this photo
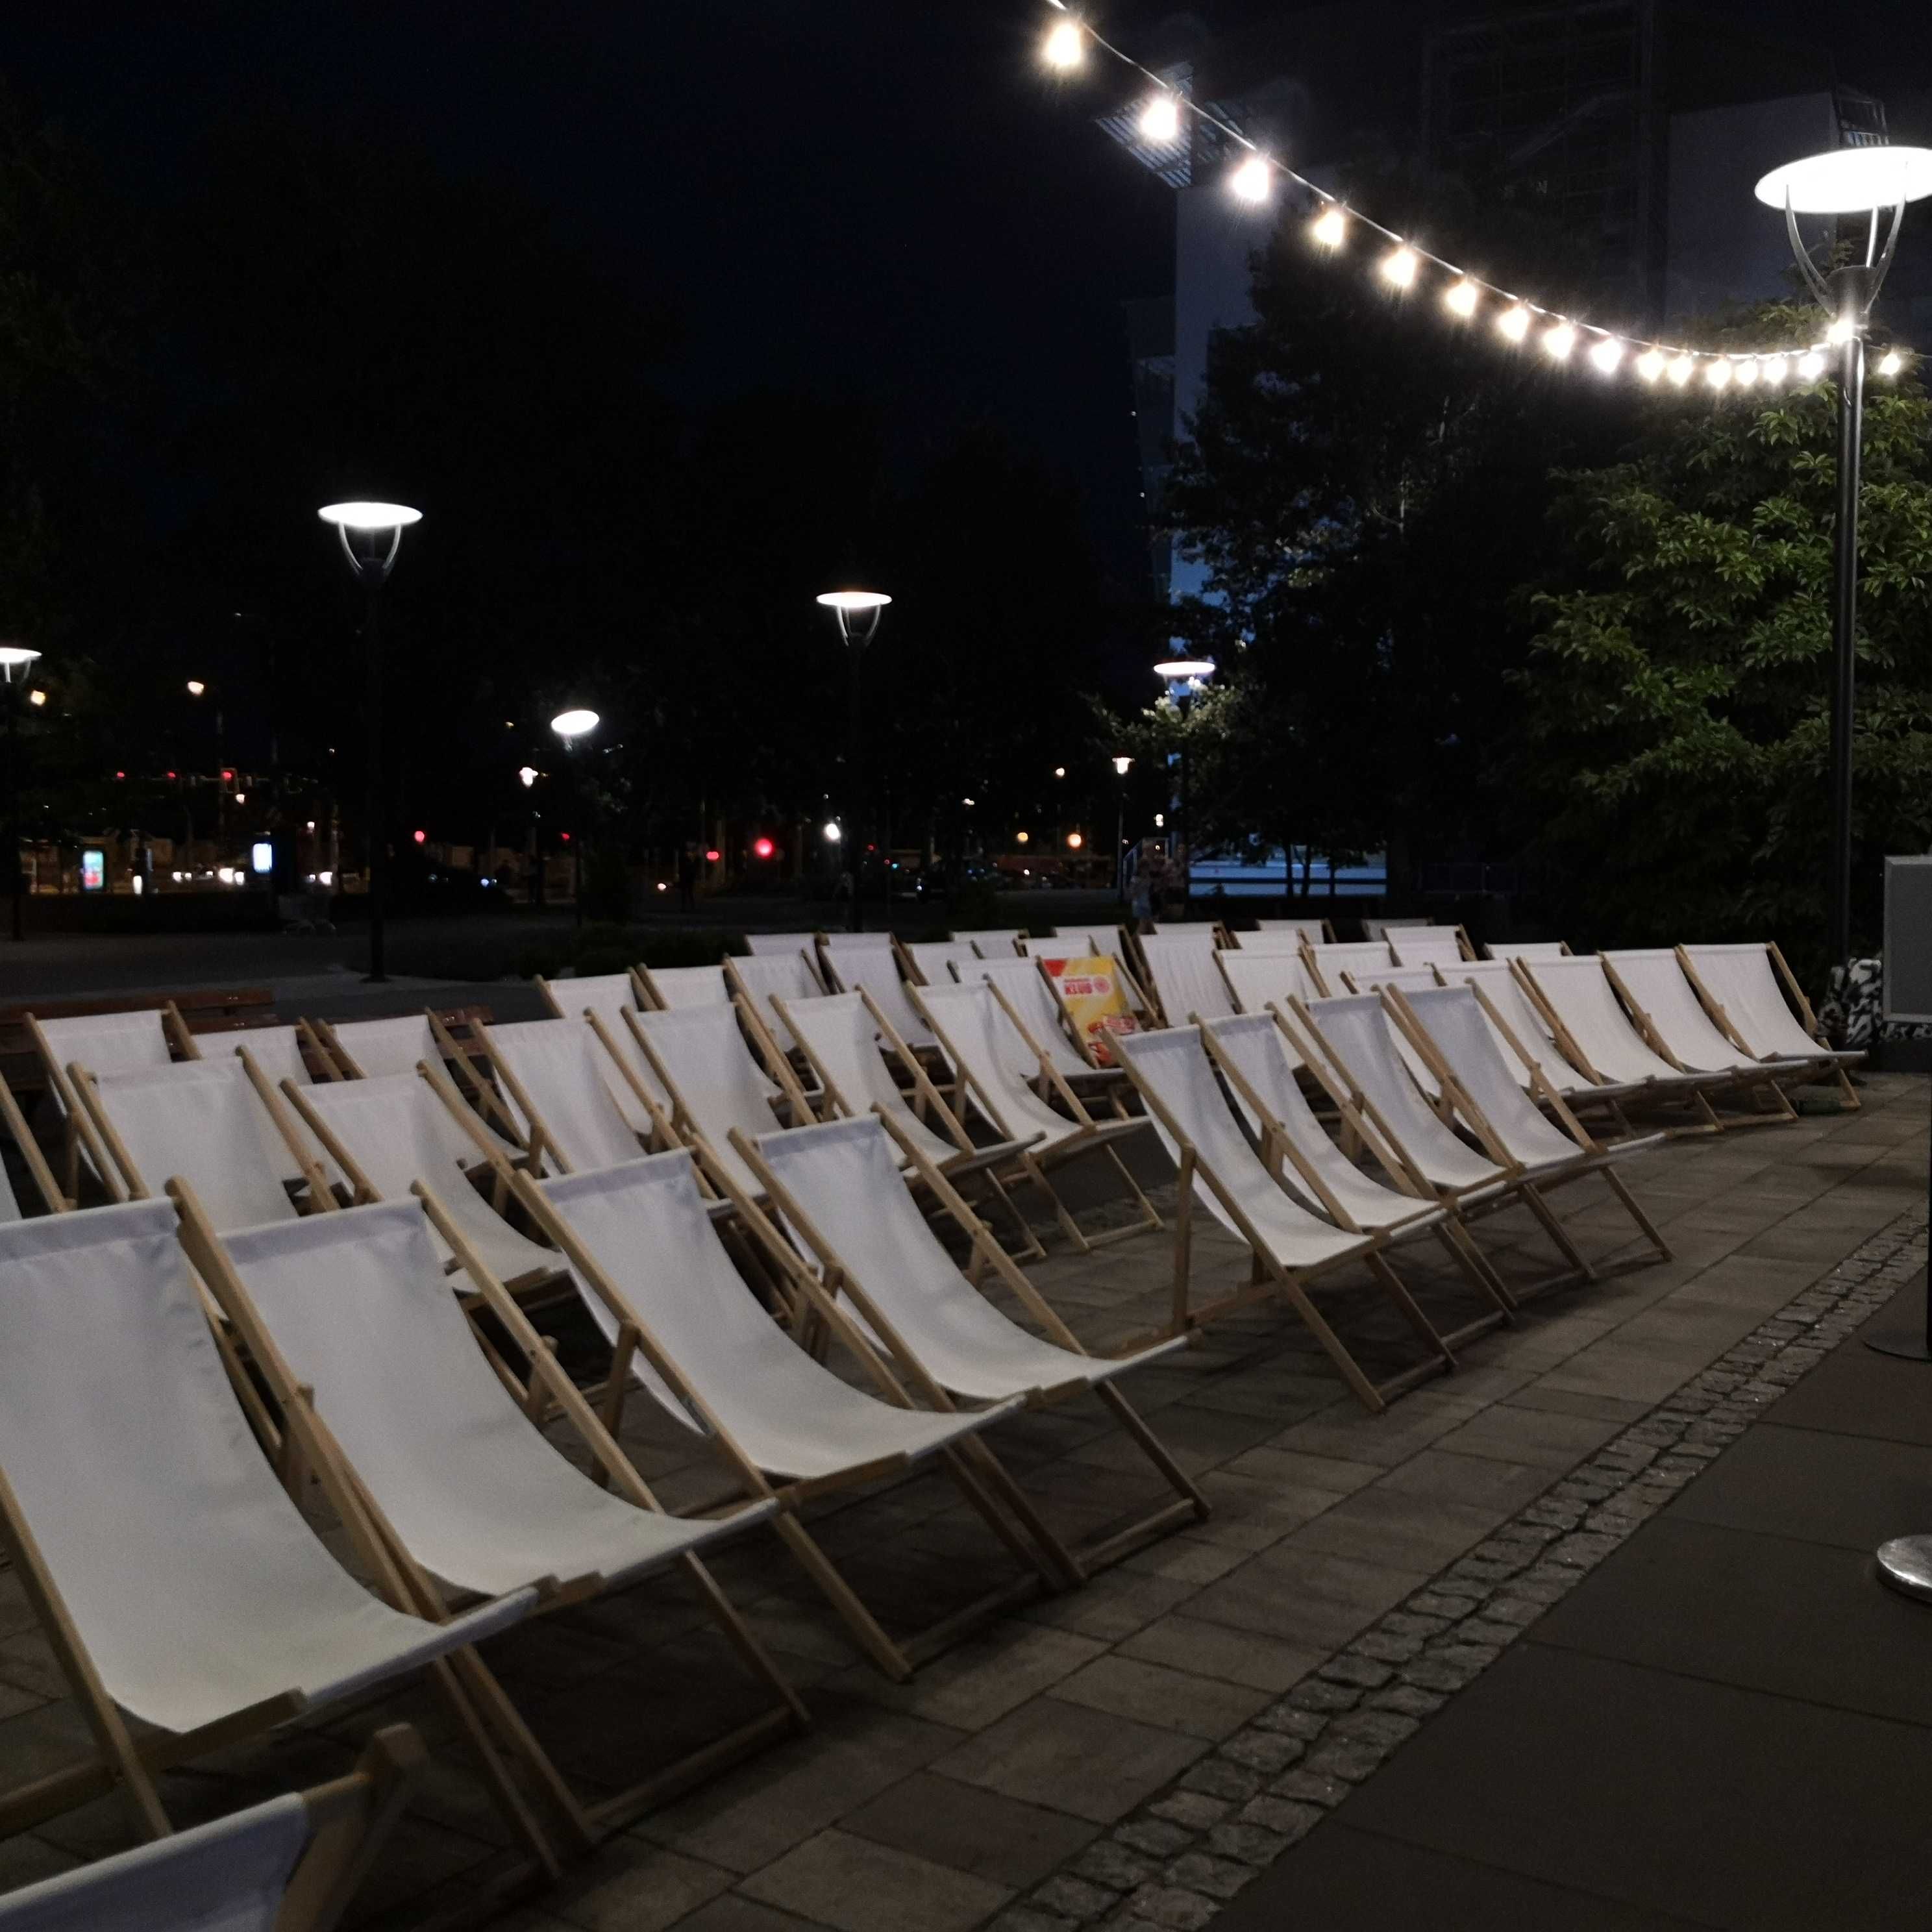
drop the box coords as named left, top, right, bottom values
left=517, top=765, right=539, bottom=789
left=317, top=500, right=422, bottom=583
left=551, top=708, right=599, bottom=746
left=816, top=588, right=891, bottom=649
left=0, top=645, right=42, bottom=688
left=1755, top=147, right=1932, bottom=338
left=186, top=679, right=205, bottom=697
left=1154, top=654, right=1215, bottom=706
left=1113, top=755, right=1132, bottom=776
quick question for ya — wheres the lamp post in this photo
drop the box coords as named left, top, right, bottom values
left=816, top=589, right=891, bottom=932
left=1112, top=754, right=1132, bottom=902
left=0, top=646, right=42, bottom=942
left=318, top=500, right=421, bottom=982
left=550, top=709, right=599, bottom=926
left=1154, top=654, right=1215, bottom=923
left=1754, top=146, right=1932, bottom=974
left=517, top=765, right=543, bottom=907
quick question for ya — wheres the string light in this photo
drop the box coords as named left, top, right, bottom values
left=1037, top=1, right=1839, bottom=398
left=1138, top=92, right=1182, bottom=144
left=1042, top=18, right=1084, bottom=68
left=1229, top=153, right=1272, bottom=203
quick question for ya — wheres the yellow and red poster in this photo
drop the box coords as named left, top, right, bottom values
left=1039, top=954, right=1142, bottom=1066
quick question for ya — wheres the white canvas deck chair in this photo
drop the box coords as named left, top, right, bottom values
left=207, top=1026, right=343, bottom=1188
left=745, top=930, right=820, bottom=956
left=473, top=1017, right=650, bottom=1176
left=536, top=976, right=669, bottom=1136
left=1361, top=917, right=1433, bottom=940
left=27, top=1004, right=195, bottom=1201
left=0, top=1200, right=541, bottom=1857
left=1514, top=956, right=1732, bottom=1130
left=636, top=961, right=732, bottom=1008
left=896, top=937, right=984, bottom=985
left=1600, top=950, right=1799, bottom=1122
left=910, top=980, right=1161, bottom=1253
left=0, top=1724, right=424, bottom=1932
left=314, top=1009, right=517, bottom=1139
left=1485, top=940, right=1572, bottom=961
left=621, top=1002, right=814, bottom=1203
left=958, top=954, right=1128, bottom=1092
left=1134, top=931, right=1239, bottom=1026
left=965, top=928, right=1030, bottom=956
left=1387, top=928, right=1473, bottom=970
left=279, top=1070, right=566, bottom=1294
left=515, top=1150, right=1065, bottom=1681
left=1335, top=963, right=1446, bottom=1096
left=1250, top=918, right=1333, bottom=943
left=1306, top=941, right=1398, bottom=993
left=738, top=1115, right=1208, bottom=1572
left=1437, top=959, right=1644, bottom=1118
left=187, top=1190, right=805, bottom=1844
left=815, top=934, right=937, bottom=1050
left=724, top=950, right=830, bottom=1063
left=1286, top=993, right=1601, bottom=1298
left=73, top=1055, right=322, bottom=1232
left=1110, top=1027, right=1502, bottom=1407
left=1678, top=941, right=1861, bottom=1106
left=1381, top=985, right=1672, bottom=1270
left=1216, top=945, right=1324, bottom=1024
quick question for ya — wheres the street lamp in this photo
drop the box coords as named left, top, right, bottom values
left=551, top=708, right=599, bottom=926
left=1754, top=146, right=1932, bottom=976
left=318, top=499, right=421, bottom=981
left=1112, top=754, right=1133, bottom=903
left=817, top=589, right=891, bottom=931
left=0, top=645, right=42, bottom=941
left=1154, top=654, right=1215, bottom=923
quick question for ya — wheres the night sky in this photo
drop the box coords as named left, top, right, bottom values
left=5, top=1, right=1929, bottom=582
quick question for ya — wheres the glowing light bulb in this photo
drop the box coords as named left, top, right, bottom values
left=1542, top=321, right=1577, bottom=360
left=1636, top=349, right=1666, bottom=382
left=1497, top=304, right=1531, bottom=343
left=1138, top=92, right=1182, bottom=143
left=1826, top=316, right=1857, bottom=345
left=1229, top=154, right=1272, bottom=204
left=1588, top=336, right=1623, bottom=375
left=1734, top=358, right=1759, bottom=388
left=1668, top=355, right=1696, bottom=387
left=1705, top=359, right=1731, bottom=390
left=1444, top=279, right=1479, bottom=318
left=1879, top=349, right=1905, bottom=377
left=1798, top=350, right=1826, bottom=380
left=1042, top=18, right=1084, bottom=68
left=1761, top=356, right=1787, bottom=386
left=1309, top=205, right=1346, bottom=247
left=1381, top=246, right=1418, bottom=289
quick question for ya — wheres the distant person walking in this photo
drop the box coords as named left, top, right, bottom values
left=676, top=842, right=699, bottom=912
left=1132, top=841, right=1163, bottom=933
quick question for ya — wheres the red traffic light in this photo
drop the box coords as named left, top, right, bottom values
left=704, top=848, right=721, bottom=863
left=753, top=837, right=775, bottom=860
left=412, top=829, right=427, bottom=845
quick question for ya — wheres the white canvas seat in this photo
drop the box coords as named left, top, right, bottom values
left=538, top=975, right=668, bottom=1133
left=726, top=949, right=828, bottom=1032
left=911, top=980, right=1159, bottom=1252
left=1436, top=960, right=1640, bottom=1106
left=1250, top=919, right=1330, bottom=943
left=1602, top=950, right=1783, bottom=1075
left=1362, top=917, right=1433, bottom=939
left=1135, top=931, right=1239, bottom=1025
left=1111, top=1027, right=1494, bottom=1406
left=1217, top=947, right=1323, bottom=1019
left=958, top=955, right=1117, bottom=1083
left=625, top=1003, right=805, bottom=1200
left=282, top=1072, right=563, bottom=1290
left=1200, top=1015, right=1443, bottom=1237
left=1335, top=964, right=1445, bottom=1096
left=1306, top=941, right=1398, bottom=993
left=1388, top=929, right=1470, bottom=970
left=638, top=963, right=732, bottom=1008
left=521, top=1152, right=1048, bottom=1679
left=899, top=939, right=984, bottom=985
left=480, top=1017, right=648, bottom=1174
left=0, top=1200, right=531, bottom=1816
left=965, top=929, right=1030, bottom=956
left=816, top=941, right=937, bottom=1050
left=1517, top=957, right=1726, bottom=1099
left=1678, top=942, right=1858, bottom=1067
left=1485, top=940, right=1570, bottom=961
left=318, top=1013, right=440, bottom=1080
left=745, top=931, right=820, bottom=957
left=79, top=1058, right=304, bottom=1230
left=29, top=1006, right=192, bottom=1197
left=226, top=1023, right=314, bottom=1093
left=0, top=1726, right=423, bottom=1932
left=1230, top=929, right=1315, bottom=954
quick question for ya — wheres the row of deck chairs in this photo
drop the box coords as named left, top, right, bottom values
left=0, top=988, right=1215, bottom=1918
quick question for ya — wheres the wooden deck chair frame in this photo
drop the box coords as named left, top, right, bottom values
left=0, top=1065, right=64, bottom=1214
left=1280, top=995, right=1599, bottom=1301
left=0, top=1192, right=559, bottom=1877
left=27, top=1004, right=198, bottom=1206
left=910, top=978, right=1162, bottom=1255
left=533, top=967, right=653, bottom=1021
left=1595, top=956, right=1797, bottom=1128
left=615, top=1000, right=813, bottom=1174
left=1196, top=1011, right=1515, bottom=1317
left=179, top=1178, right=808, bottom=1848
left=1506, top=961, right=1726, bottom=1136
left=279, top=1723, right=426, bottom=1932
left=1675, top=941, right=1861, bottom=1110
left=732, top=1111, right=1209, bottom=1576
left=1380, top=986, right=1672, bottom=1274
left=508, top=1157, right=1080, bottom=1682
left=1109, top=1035, right=1488, bottom=1411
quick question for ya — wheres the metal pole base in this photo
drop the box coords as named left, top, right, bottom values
left=1864, top=1332, right=1932, bottom=1362
left=1876, top=1535, right=1932, bottom=1602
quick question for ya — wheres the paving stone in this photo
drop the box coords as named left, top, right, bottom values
left=1051, top=1655, right=1273, bottom=1742
left=826, top=1624, right=1106, bottom=1731
left=1116, top=1616, right=1323, bottom=1694
left=547, top=1840, right=734, bottom=1931
left=839, top=1772, right=1098, bottom=1892
left=738, top=1829, right=1012, bottom=1932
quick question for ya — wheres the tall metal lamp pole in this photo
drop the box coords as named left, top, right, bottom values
left=817, top=590, right=891, bottom=933
left=1112, top=754, right=1132, bottom=903
left=550, top=709, right=600, bottom=927
left=319, top=501, right=421, bottom=983
left=1154, top=654, right=1214, bottom=924
left=0, top=647, right=42, bottom=943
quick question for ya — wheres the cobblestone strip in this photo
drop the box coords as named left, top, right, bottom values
left=992, top=1207, right=1929, bottom=1932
